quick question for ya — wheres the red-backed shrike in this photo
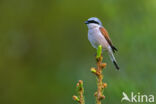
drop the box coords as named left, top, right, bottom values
left=85, top=17, right=119, bottom=70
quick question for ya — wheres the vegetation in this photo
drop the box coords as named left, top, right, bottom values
left=0, top=0, right=156, bottom=104
left=73, top=45, right=107, bottom=104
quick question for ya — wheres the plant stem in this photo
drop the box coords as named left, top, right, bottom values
left=79, top=80, right=85, bottom=104
left=96, top=56, right=104, bottom=104
left=91, top=45, right=107, bottom=104
left=73, top=80, right=85, bottom=104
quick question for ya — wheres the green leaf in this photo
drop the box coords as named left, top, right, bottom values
left=96, top=45, right=102, bottom=58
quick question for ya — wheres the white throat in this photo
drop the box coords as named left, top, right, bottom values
left=87, top=23, right=100, bottom=29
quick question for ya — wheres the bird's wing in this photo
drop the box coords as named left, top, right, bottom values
left=99, top=27, right=118, bottom=53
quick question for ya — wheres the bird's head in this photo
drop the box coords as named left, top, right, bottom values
left=85, top=17, right=102, bottom=29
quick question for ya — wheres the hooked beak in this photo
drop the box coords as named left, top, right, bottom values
left=84, top=21, right=89, bottom=24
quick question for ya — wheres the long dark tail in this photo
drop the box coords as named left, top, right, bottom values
left=113, top=61, right=120, bottom=70
left=111, top=46, right=118, bottom=53
left=108, top=47, right=120, bottom=70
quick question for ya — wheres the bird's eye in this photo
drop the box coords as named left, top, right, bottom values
left=88, top=20, right=99, bottom=24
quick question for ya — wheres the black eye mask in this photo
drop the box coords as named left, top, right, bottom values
left=87, top=20, right=99, bottom=24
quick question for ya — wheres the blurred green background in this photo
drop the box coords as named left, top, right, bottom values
left=0, top=0, right=156, bottom=104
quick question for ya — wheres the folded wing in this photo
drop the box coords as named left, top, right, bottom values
left=99, top=27, right=118, bottom=53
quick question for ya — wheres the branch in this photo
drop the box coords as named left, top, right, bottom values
left=72, top=45, right=108, bottom=104
left=91, top=45, right=107, bottom=104
left=73, top=80, right=85, bottom=104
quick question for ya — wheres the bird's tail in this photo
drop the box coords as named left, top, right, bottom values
left=108, top=48, right=120, bottom=70
left=113, top=60, right=120, bottom=70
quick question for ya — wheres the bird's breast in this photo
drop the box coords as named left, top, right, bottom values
left=88, top=28, right=109, bottom=50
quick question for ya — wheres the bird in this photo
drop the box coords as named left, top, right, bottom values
left=85, top=17, right=119, bottom=70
